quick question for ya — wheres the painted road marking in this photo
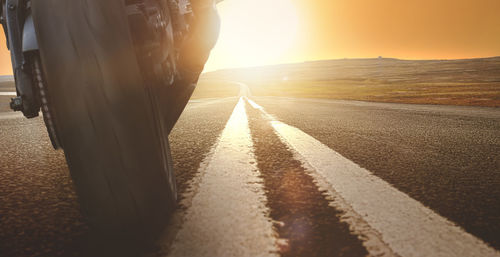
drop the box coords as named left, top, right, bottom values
left=0, top=92, right=16, bottom=96
left=186, top=97, right=238, bottom=110
left=168, top=97, right=278, bottom=257
left=247, top=97, right=500, bottom=257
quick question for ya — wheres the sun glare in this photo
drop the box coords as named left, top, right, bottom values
left=205, top=0, right=299, bottom=71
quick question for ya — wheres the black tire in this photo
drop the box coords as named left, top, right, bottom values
left=31, top=0, right=177, bottom=241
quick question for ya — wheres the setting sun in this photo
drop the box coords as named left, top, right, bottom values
left=205, top=0, right=299, bottom=71
left=203, top=0, right=500, bottom=73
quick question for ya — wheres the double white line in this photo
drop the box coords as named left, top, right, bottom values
left=169, top=96, right=500, bottom=257
left=169, top=98, right=278, bottom=257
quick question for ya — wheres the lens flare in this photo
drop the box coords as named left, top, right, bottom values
left=206, top=0, right=299, bottom=71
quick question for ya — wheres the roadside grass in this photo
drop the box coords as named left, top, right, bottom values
left=0, top=81, right=15, bottom=91
left=2, top=57, right=499, bottom=107
left=248, top=80, right=500, bottom=107
left=204, top=57, right=500, bottom=107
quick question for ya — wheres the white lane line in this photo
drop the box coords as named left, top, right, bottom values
left=0, top=92, right=16, bottom=96
left=247, top=97, right=500, bottom=257
left=233, top=81, right=252, bottom=97
left=168, top=97, right=278, bottom=257
left=247, top=97, right=394, bottom=256
left=186, top=97, right=238, bottom=109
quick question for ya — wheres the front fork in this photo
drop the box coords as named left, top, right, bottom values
left=1, top=0, right=61, bottom=148
left=1, top=0, right=40, bottom=118
left=1, top=0, right=201, bottom=147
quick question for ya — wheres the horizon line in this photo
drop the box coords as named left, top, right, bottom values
left=203, top=55, right=500, bottom=74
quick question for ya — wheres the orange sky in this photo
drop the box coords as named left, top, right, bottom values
left=1, top=0, right=500, bottom=74
left=206, top=0, right=500, bottom=70
left=292, top=0, right=500, bottom=60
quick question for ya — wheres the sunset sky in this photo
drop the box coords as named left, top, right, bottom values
left=206, top=0, right=500, bottom=71
left=1, top=0, right=500, bottom=74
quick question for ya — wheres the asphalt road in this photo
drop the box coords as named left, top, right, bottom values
left=0, top=96, right=238, bottom=256
left=250, top=96, right=500, bottom=251
left=1, top=91, right=499, bottom=256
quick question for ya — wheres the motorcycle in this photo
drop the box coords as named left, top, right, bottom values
left=0, top=0, right=218, bottom=241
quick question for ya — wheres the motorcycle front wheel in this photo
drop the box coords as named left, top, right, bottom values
left=31, top=0, right=177, bottom=240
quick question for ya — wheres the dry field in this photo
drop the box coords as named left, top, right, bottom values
left=0, top=80, right=14, bottom=91
left=203, top=57, right=500, bottom=107
left=190, top=79, right=239, bottom=99
left=2, top=57, right=499, bottom=107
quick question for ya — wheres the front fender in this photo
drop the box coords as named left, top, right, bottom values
left=22, top=14, right=38, bottom=52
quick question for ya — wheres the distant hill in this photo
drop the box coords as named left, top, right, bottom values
left=202, top=57, right=500, bottom=107
left=202, top=57, right=500, bottom=84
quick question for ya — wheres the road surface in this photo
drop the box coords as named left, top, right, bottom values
left=0, top=84, right=499, bottom=256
